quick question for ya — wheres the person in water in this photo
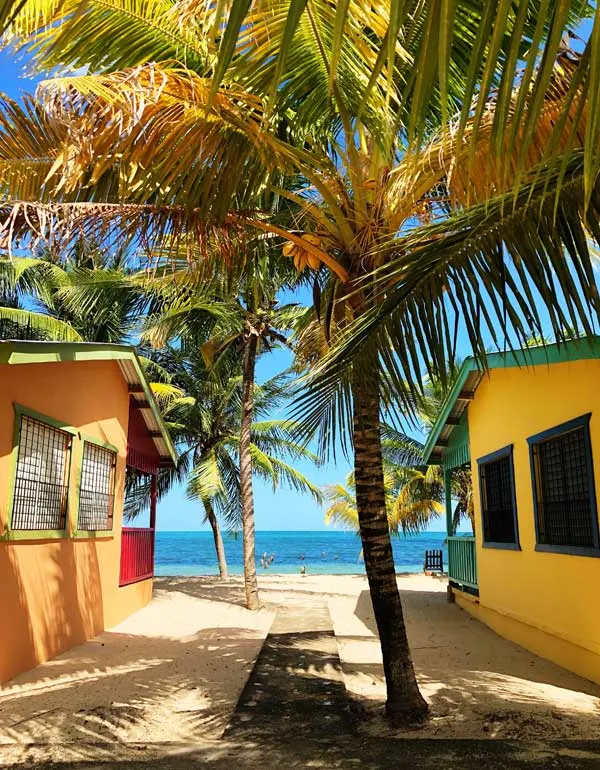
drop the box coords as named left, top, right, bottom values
left=300, top=565, right=306, bottom=576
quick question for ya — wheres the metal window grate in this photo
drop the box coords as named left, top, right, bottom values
left=78, top=442, right=116, bottom=531
left=533, top=426, right=596, bottom=548
left=11, top=415, right=71, bottom=531
left=480, top=454, right=517, bottom=544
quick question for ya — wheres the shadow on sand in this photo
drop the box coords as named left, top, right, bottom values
left=348, top=586, right=600, bottom=741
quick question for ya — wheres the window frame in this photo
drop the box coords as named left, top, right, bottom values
left=477, top=444, right=521, bottom=551
left=73, top=434, right=118, bottom=539
left=5, top=404, right=76, bottom=541
left=528, top=413, right=600, bottom=558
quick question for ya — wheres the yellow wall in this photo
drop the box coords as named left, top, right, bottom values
left=0, top=360, right=152, bottom=683
left=466, top=358, right=600, bottom=682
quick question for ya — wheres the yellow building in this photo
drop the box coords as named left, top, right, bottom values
left=424, top=338, right=600, bottom=684
left=0, top=341, right=176, bottom=682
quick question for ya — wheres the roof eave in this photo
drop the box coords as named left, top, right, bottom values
left=422, top=359, right=475, bottom=464
left=0, top=340, right=177, bottom=466
left=423, top=336, right=600, bottom=465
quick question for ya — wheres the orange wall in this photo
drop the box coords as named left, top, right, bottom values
left=467, top=359, right=600, bottom=679
left=0, top=360, right=152, bottom=683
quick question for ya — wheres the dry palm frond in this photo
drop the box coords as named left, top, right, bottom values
left=0, top=95, right=72, bottom=202
left=30, top=65, right=290, bottom=216
left=0, top=200, right=249, bottom=259
left=388, top=49, right=590, bottom=218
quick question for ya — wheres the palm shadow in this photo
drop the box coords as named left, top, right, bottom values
left=348, top=586, right=600, bottom=738
left=0, top=624, right=268, bottom=748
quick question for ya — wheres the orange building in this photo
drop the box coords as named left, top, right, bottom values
left=0, top=340, right=176, bottom=682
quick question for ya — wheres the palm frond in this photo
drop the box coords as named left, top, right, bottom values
left=149, top=381, right=186, bottom=410
left=0, top=306, right=83, bottom=340
left=124, top=453, right=190, bottom=520
left=297, top=151, right=600, bottom=435
left=187, top=450, right=225, bottom=500
left=380, top=424, right=426, bottom=467
left=261, top=454, right=323, bottom=503
left=2, top=0, right=210, bottom=73
left=31, top=65, right=291, bottom=216
left=324, top=480, right=360, bottom=532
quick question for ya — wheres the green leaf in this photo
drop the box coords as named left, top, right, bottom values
left=0, top=306, right=84, bottom=341
left=209, top=0, right=253, bottom=104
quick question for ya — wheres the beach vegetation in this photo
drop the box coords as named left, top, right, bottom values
left=0, top=0, right=599, bottom=726
left=126, top=345, right=322, bottom=578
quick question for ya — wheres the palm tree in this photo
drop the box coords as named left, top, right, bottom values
left=0, top=0, right=599, bottom=724
left=0, top=245, right=147, bottom=342
left=324, top=467, right=444, bottom=537
left=126, top=344, right=322, bottom=578
left=135, top=247, right=307, bottom=609
left=324, top=420, right=451, bottom=538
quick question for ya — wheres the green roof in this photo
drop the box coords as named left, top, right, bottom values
left=0, top=340, right=177, bottom=465
left=423, top=336, right=600, bottom=465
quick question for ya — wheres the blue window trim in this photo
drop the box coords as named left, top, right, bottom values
left=477, top=444, right=521, bottom=550
left=527, top=413, right=600, bottom=555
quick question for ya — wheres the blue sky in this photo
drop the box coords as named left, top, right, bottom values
left=0, top=47, right=358, bottom=531
left=0, top=47, right=379, bottom=532
left=2, top=17, right=593, bottom=533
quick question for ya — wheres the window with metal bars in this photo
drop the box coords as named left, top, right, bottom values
left=77, top=442, right=116, bottom=531
left=529, top=414, right=599, bottom=553
left=11, top=414, right=72, bottom=531
left=478, top=445, right=519, bottom=548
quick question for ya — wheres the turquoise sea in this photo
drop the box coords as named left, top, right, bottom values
left=155, top=530, right=450, bottom=576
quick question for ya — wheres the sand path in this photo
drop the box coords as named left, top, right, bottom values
left=1, top=573, right=599, bottom=755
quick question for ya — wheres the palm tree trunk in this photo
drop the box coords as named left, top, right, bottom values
left=204, top=498, right=228, bottom=578
left=352, top=367, right=429, bottom=725
left=240, top=331, right=260, bottom=609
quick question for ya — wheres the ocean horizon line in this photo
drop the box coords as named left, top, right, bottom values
left=153, top=530, right=452, bottom=576
left=155, top=529, right=450, bottom=534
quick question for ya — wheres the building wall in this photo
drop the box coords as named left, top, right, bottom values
left=0, top=360, right=152, bottom=683
left=465, top=358, right=600, bottom=682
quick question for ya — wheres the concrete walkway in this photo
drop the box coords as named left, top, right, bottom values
left=225, top=599, right=355, bottom=739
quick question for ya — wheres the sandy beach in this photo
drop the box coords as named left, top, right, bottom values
left=1, top=573, right=600, bottom=760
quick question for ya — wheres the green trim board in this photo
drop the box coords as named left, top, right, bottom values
left=3, top=404, right=74, bottom=541
left=78, top=431, right=119, bottom=454
left=71, top=531, right=114, bottom=541
left=527, top=412, right=600, bottom=555
left=423, top=337, right=600, bottom=465
left=72, top=433, right=118, bottom=539
left=0, top=340, right=177, bottom=465
left=441, top=411, right=470, bottom=472
left=13, top=403, right=78, bottom=435
left=477, top=444, right=521, bottom=550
